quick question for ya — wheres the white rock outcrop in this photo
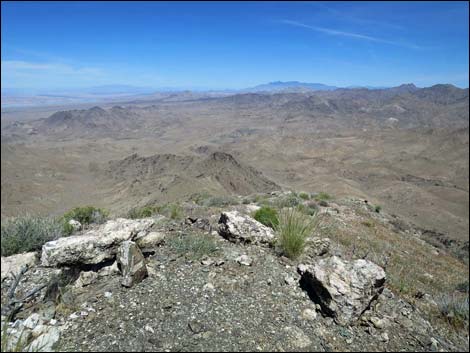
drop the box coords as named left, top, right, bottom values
left=41, top=218, right=154, bottom=267
left=298, top=256, right=386, bottom=325
left=218, top=211, right=275, bottom=245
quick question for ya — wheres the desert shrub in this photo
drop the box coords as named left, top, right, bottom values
left=167, top=233, right=218, bottom=260
left=170, top=204, right=183, bottom=220
left=436, top=293, right=469, bottom=328
left=298, top=192, right=310, bottom=200
left=127, top=206, right=157, bottom=219
left=62, top=206, right=108, bottom=226
left=375, top=205, right=382, bottom=213
left=1, top=215, right=63, bottom=256
left=202, top=195, right=239, bottom=207
left=296, top=202, right=318, bottom=216
left=314, top=192, right=332, bottom=201
left=275, top=208, right=317, bottom=259
left=190, top=192, right=212, bottom=205
left=253, top=206, right=279, bottom=229
left=159, top=203, right=183, bottom=220
left=275, top=193, right=301, bottom=208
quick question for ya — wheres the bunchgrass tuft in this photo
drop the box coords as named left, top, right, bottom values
left=436, top=293, right=469, bottom=329
left=275, top=208, right=318, bottom=259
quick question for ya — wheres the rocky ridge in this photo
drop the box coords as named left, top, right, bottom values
left=1, top=192, right=468, bottom=352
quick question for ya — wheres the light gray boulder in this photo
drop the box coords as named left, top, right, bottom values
left=218, top=211, right=275, bottom=245
left=134, top=231, right=165, bottom=251
left=41, top=218, right=154, bottom=267
left=298, top=256, right=386, bottom=325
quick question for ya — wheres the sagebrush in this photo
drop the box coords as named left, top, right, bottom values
left=1, top=215, right=64, bottom=256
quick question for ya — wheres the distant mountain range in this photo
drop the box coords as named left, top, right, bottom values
left=2, top=81, right=468, bottom=109
left=244, top=81, right=339, bottom=92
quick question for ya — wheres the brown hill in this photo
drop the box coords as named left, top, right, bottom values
left=103, top=151, right=279, bottom=207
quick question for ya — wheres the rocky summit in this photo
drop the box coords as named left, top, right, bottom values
left=1, top=192, right=468, bottom=352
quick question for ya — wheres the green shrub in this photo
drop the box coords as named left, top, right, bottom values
left=159, top=203, right=183, bottom=220
left=275, top=208, right=317, bottom=259
left=127, top=206, right=157, bottom=219
left=314, top=192, right=332, bottom=201
left=167, top=233, right=218, bottom=260
left=275, top=193, right=301, bottom=208
left=253, top=206, right=279, bottom=229
left=190, top=192, right=212, bottom=205
left=296, top=202, right=318, bottom=216
left=202, top=195, right=239, bottom=207
left=62, top=206, right=108, bottom=225
left=375, top=205, right=382, bottom=213
left=1, top=216, right=64, bottom=256
left=298, top=192, right=310, bottom=200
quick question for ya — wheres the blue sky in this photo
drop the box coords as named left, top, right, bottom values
left=1, top=1, right=469, bottom=92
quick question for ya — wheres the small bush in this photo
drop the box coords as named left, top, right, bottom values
left=314, top=192, right=332, bottom=201
left=298, top=192, right=310, bottom=200
left=167, top=233, right=218, bottom=260
left=127, top=206, right=157, bottom=219
left=275, top=208, right=317, bottom=259
left=202, top=195, right=239, bottom=207
left=62, top=206, right=108, bottom=225
left=253, top=206, right=279, bottom=229
left=159, top=203, right=183, bottom=220
left=375, top=205, right=382, bottom=213
left=436, top=293, right=469, bottom=328
left=296, top=202, right=318, bottom=216
left=1, top=216, right=64, bottom=256
left=276, top=193, right=301, bottom=208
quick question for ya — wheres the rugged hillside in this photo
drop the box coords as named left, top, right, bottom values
left=104, top=152, right=280, bottom=207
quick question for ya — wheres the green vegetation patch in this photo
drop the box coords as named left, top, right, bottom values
left=127, top=206, right=158, bottom=219
left=275, top=208, right=318, bottom=259
left=1, top=215, right=64, bottom=256
left=253, top=206, right=279, bottom=229
left=314, top=192, right=332, bottom=201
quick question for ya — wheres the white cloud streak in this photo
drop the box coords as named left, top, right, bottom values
left=280, top=20, right=423, bottom=50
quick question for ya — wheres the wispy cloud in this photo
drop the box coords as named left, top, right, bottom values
left=280, top=19, right=423, bottom=50
left=311, top=3, right=406, bottom=31
left=2, top=60, right=103, bottom=75
left=1, top=60, right=108, bottom=88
